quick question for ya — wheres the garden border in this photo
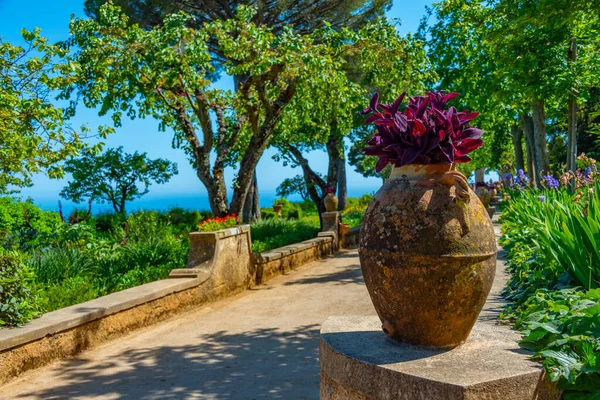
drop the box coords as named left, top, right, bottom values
left=0, top=223, right=349, bottom=385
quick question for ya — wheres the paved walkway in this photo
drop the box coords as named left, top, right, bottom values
left=1, top=250, right=375, bottom=400
left=1, top=219, right=506, bottom=400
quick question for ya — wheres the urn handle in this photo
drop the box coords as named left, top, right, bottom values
left=439, top=171, right=471, bottom=234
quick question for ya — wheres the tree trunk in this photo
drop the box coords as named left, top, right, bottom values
left=196, top=165, right=229, bottom=216
left=235, top=73, right=262, bottom=222
left=532, top=100, right=549, bottom=182
left=337, top=154, right=347, bottom=211
left=511, top=124, right=525, bottom=173
left=242, top=169, right=260, bottom=222
left=229, top=83, right=297, bottom=216
left=567, top=36, right=578, bottom=173
left=521, top=114, right=536, bottom=186
left=475, top=168, right=485, bottom=184
left=286, top=144, right=328, bottom=229
left=326, top=134, right=341, bottom=191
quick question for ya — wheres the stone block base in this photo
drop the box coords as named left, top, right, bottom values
left=320, top=316, right=561, bottom=400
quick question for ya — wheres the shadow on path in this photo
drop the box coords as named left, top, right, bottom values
left=284, top=264, right=364, bottom=287
left=14, top=325, right=321, bottom=400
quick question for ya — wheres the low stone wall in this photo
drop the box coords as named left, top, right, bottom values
left=340, top=226, right=360, bottom=248
left=0, top=224, right=337, bottom=385
left=254, top=233, right=335, bottom=284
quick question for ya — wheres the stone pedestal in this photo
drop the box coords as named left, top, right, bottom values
left=321, top=211, right=341, bottom=248
left=320, top=316, right=560, bottom=400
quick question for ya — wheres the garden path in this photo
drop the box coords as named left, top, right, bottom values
left=1, top=217, right=506, bottom=400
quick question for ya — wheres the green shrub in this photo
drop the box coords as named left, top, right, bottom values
left=38, top=276, right=101, bottom=312
left=283, top=206, right=302, bottom=220
left=0, top=197, right=62, bottom=249
left=0, top=252, right=40, bottom=326
left=359, top=194, right=373, bottom=207
left=296, top=200, right=318, bottom=215
left=270, top=198, right=303, bottom=220
left=501, top=288, right=600, bottom=397
left=342, top=209, right=364, bottom=228
left=501, top=186, right=600, bottom=397
left=27, top=246, right=96, bottom=284
left=273, top=198, right=291, bottom=207
left=251, top=218, right=319, bottom=253
left=261, top=208, right=277, bottom=219
left=0, top=197, right=62, bottom=235
left=165, top=207, right=213, bottom=234
left=95, top=211, right=126, bottom=233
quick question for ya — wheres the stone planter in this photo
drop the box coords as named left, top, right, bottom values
left=358, top=164, right=497, bottom=348
left=475, top=187, right=491, bottom=207
left=273, top=204, right=283, bottom=217
left=324, top=193, right=339, bottom=212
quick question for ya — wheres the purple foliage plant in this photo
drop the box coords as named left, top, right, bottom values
left=361, top=91, right=484, bottom=172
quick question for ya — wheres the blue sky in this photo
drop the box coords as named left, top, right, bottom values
left=0, top=0, right=434, bottom=212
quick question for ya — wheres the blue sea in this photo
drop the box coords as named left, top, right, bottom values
left=27, top=188, right=378, bottom=216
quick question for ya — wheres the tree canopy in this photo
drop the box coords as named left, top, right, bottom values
left=272, top=20, right=435, bottom=212
left=0, top=29, right=108, bottom=194
left=60, top=147, right=178, bottom=214
left=57, top=4, right=410, bottom=217
left=84, top=0, right=392, bottom=34
left=420, top=0, right=600, bottom=181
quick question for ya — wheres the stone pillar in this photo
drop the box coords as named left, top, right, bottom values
left=321, top=211, right=341, bottom=248
left=320, top=316, right=561, bottom=400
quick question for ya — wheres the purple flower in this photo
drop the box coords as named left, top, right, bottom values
left=514, top=169, right=529, bottom=187
left=585, top=166, right=593, bottom=177
left=539, top=195, right=546, bottom=203
left=542, top=174, right=559, bottom=189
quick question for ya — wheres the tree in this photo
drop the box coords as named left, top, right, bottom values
left=60, top=147, right=178, bottom=214
left=273, top=21, right=436, bottom=222
left=85, top=0, right=393, bottom=221
left=418, top=0, right=600, bottom=185
left=58, top=4, right=375, bottom=218
left=84, top=0, right=392, bottom=34
left=0, top=29, right=108, bottom=194
left=276, top=175, right=309, bottom=201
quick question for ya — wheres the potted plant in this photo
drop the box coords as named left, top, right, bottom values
left=323, top=187, right=338, bottom=212
left=490, top=182, right=499, bottom=197
left=475, top=182, right=491, bottom=207
left=358, top=91, right=497, bottom=348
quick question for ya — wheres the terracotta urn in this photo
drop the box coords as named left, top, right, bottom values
left=475, top=187, right=491, bottom=207
left=338, top=222, right=350, bottom=236
left=324, top=193, right=339, bottom=212
left=489, top=188, right=497, bottom=198
left=273, top=204, right=283, bottom=217
left=359, top=164, right=497, bottom=348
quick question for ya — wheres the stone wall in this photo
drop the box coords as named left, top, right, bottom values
left=340, top=226, right=360, bottom=249
left=254, top=233, right=335, bottom=284
left=0, top=224, right=338, bottom=384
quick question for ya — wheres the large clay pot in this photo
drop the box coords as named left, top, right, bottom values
left=273, top=204, right=283, bottom=217
left=476, top=187, right=491, bottom=207
left=338, top=222, right=350, bottom=236
left=359, top=164, right=497, bottom=348
left=489, top=188, right=497, bottom=198
left=324, top=193, right=339, bottom=212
